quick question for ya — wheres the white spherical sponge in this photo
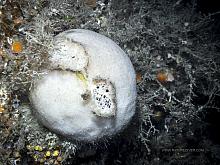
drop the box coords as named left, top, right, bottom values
left=30, top=29, right=137, bottom=141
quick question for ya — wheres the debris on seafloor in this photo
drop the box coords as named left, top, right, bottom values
left=84, top=0, right=97, bottom=8
left=166, top=72, right=174, bottom=82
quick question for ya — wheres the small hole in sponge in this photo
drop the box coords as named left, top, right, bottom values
left=106, top=89, right=109, bottom=92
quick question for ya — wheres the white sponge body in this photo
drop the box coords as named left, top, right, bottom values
left=30, top=29, right=136, bottom=141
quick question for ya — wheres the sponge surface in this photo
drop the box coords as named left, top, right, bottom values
left=30, top=29, right=136, bottom=141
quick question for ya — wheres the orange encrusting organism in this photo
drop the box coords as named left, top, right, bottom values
left=136, top=72, right=142, bottom=83
left=0, top=105, right=4, bottom=113
left=156, top=71, right=168, bottom=83
left=11, top=40, right=23, bottom=54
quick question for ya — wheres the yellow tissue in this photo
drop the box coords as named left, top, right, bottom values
left=75, top=71, right=87, bottom=87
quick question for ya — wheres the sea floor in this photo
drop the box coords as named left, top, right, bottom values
left=0, top=0, right=220, bottom=164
